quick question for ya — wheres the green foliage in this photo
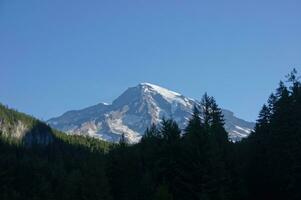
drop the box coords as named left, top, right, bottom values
left=0, top=105, right=112, bottom=200
left=105, top=70, right=301, bottom=200
left=1, top=70, right=300, bottom=200
left=53, top=129, right=111, bottom=153
left=142, top=123, right=161, bottom=142
left=0, top=104, right=37, bottom=128
left=160, top=118, right=181, bottom=143
left=245, top=69, right=301, bottom=200
left=153, top=184, right=173, bottom=200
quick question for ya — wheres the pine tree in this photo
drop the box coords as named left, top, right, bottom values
left=184, top=106, right=204, bottom=139
left=210, top=97, right=228, bottom=145
left=200, top=93, right=213, bottom=130
left=255, top=104, right=270, bottom=131
left=267, top=93, right=277, bottom=118
left=160, top=118, right=181, bottom=143
left=245, top=70, right=301, bottom=200
left=142, top=123, right=161, bottom=142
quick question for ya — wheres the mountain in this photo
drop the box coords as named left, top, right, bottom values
left=0, top=104, right=54, bottom=146
left=48, top=83, right=255, bottom=143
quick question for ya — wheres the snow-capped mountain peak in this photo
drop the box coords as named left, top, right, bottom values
left=48, top=83, right=255, bottom=143
left=139, top=83, right=182, bottom=99
left=139, top=83, right=194, bottom=108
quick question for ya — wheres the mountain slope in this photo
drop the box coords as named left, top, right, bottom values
left=48, top=83, right=255, bottom=142
left=0, top=104, right=54, bottom=146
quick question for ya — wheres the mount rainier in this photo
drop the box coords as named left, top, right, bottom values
left=48, top=83, right=255, bottom=143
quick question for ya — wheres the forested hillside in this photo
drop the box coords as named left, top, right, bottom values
left=0, top=105, right=112, bottom=200
left=0, top=70, right=300, bottom=200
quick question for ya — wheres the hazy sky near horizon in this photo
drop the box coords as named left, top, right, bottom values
left=1, top=0, right=300, bottom=121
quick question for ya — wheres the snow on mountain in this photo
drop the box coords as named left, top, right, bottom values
left=47, top=83, right=255, bottom=143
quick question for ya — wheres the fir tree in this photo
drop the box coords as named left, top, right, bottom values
left=184, top=106, right=205, bottom=140
left=160, top=118, right=181, bottom=143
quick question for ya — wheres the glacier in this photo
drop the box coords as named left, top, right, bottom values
left=47, top=83, right=255, bottom=143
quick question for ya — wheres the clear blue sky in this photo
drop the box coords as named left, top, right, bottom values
left=1, top=0, right=300, bottom=121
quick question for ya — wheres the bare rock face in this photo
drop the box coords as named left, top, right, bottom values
left=0, top=120, right=28, bottom=138
left=48, top=83, right=255, bottom=143
left=0, top=109, right=54, bottom=146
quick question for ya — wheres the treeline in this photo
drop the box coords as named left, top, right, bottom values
left=108, top=70, right=301, bottom=200
left=243, top=69, right=301, bottom=199
left=107, top=93, right=232, bottom=200
left=0, top=70, right=300, bottom=200
left=0, top=104, right=112, bottom=200
left=0, top=135, right=111, bottom=200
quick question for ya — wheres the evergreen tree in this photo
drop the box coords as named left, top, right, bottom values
left=255, top=104, right=270, bottom=131
left=1, top=70, right=301, bottom=200
left=142, top=123, right=161, bottom=142
left=200, top=93, right=213, bottom=129
left=210, top=97, right=228, bottom=145
left=184, top=106, right=204, bottom=140
left=160, top=118, right=181, bottom=143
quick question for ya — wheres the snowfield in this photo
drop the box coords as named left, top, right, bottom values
left=48, top=83, right=255, bottom=143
